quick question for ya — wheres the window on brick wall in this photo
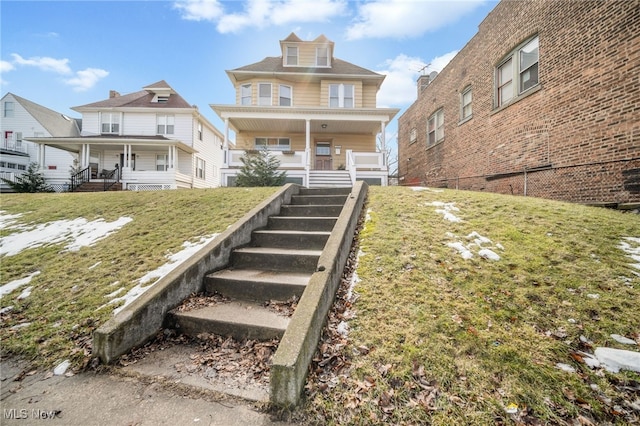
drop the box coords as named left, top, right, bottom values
left=427, top=108, right=444, bottom=146
left=495, top=35, right=539, bottom=108
left=460, top=86, right=472, bottom=121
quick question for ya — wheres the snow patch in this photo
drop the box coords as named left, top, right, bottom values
left=53, top=360, right=71, bottom=376
left=447, top=242, right=474, bottom=260
left=478, top=249, right=501, bottom=261
left=107, top=234, right=220, bottom=315
left=0, top=216, right=133, bottom=256
left=336, top=321, right=349, bottom=336
left=427, top=201, right=462, bottom=222
left=0, top=271, right=41, bottom=298
left=88, top=262, right=102, bottom=270
left=0, top=211, right=25, bottom=229
left=17, top=286, right=33, bottom=300
left=611, top=334, right=637, bottom=345
left=594, top=347, right=640, bottom=373
left=555, top=363, right=576, bottom=373
left=618, top=237, right=640, bottom=275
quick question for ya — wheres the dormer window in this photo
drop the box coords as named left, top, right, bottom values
left=285, top=46, right=298, bottom=66
left=316, top=47, right=329, bottom=67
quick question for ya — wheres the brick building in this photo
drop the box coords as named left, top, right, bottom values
left=398, top=0, right=639, bottom=204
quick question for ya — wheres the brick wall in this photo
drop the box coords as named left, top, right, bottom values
left=398, top=0, right=640, bottom=203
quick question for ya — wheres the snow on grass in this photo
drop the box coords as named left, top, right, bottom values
left=0, top=211, right=25, bottom=229
left=106, top=234, right=220, bottom=315
left=427, top=201, right=462, bottom=223
left=0, top=216, right=133, bottom=256
left=410, top=186, right=443, bottom=193
left=618, top=237, right=640, bottom=276
left=0, top=271, right=41, bottom=299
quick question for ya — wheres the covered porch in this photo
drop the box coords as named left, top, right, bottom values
left=27, top=136, right=197, bottom=191
left=211, top=105, right=399, bottom=187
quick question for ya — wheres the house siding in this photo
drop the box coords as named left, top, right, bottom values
left=398, top=0, right=640, bottom=203
left=1, top=94, right=75, bottom=173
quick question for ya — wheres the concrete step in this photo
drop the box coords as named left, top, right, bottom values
left=267, top=216, right=337, bottom=232
left=204, top=269, right=310, bottom=301
left=290, top=194, right=348, bottom=205
left=251, top=229, right=330, bottom=250
left=231, top=246, right=322, bottom=272
left=299, top=187, right=352, bottom=196
left=279, top=204, right=344, bottom=217
left=167, top=301, right=290, bottom=341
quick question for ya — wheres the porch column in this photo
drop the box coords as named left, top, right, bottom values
left=305, top=119, right=311, bottom=187
left=85, top=144, right=91, bottom=168
left=223, top=118, right=229, bottom=167
left=38, top=144, right=45, bottom=170
left=380, top=121, right=387, bottom=167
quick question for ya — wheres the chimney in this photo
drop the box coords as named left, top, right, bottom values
left=109, top=90, right=120, bottom=98
left=417, top=75, right=430, bottom=98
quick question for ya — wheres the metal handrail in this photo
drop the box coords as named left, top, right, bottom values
left=102, top=165, right=120, bottom=191
left=69, top=166, right=91, bottom=192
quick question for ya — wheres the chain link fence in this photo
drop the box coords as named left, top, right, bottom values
left=409, top=158, right=640, bottom=204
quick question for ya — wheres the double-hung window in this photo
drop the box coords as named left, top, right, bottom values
left=329, top=84, right=354, bottom=108
left=101, top=112, right=120, bottom=134
left=316, top=47, right=329, bottom=67
left=3, top=101, right=14, bottom=118
left=241, top=84, right=252, bottom=105
left=461, top=87, right=472, bottom=121
left=258, top=83, right=272, bottom=106
left=496, top=35, right=539, bottom=108
left=254, top=137, right=291, bottom=151
left=198, top=122, right=203, bottom=140
left=157, top=115, right=174, bottom=135
left=156, top=154, right=168, bottom=171
left=279, top=85, right=292, bottom=106
left=427, top=109, right=444, bottom=146
left=286, top=46, right=298, bottom=66
left=196, top=158, right=205, bottom=179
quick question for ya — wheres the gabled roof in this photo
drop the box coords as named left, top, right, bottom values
left=231, top=56, right=382, bottom=77
left=5, top=93, right=81, bottom=137
left=282, top=32, right=303, bottom=42
left=72, top=81, right=192, bottom=110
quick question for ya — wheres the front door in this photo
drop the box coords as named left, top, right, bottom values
left=315, top=142, right=332, bottom=170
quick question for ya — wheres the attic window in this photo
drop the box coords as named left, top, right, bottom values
left=316, top=47, right=329, bottom=67
left=156, top=95, right=169, bottom=103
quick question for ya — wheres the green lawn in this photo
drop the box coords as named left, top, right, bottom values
left=303, top=186, right=640, bottom=425
left=1, top=186, right=638, bottom=424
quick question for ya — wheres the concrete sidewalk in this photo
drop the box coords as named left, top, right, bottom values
left=1, top=358, right=292, bottom=426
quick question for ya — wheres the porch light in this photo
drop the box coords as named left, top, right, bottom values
left=321, top=123, right=327, bottom=129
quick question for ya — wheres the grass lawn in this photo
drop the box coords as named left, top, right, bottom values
left=1, top=186, right=638, bottom=424
left=0, top=187, right=278, bottom=369
left=303, top=186, right=640, bottom=425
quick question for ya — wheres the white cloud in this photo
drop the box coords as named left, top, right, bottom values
left=64, top=68, right=109, bottom=92
left=346, top=0, right=485, bottom=40
left=376, top=51, right=458, bottom=107
left=172, top=0, right=224, bottom=21
left=11, top=53, right=72, bottom=74
left=0, top=60, right=15, bottom=73
left=174, top=0, right=347, bottom=33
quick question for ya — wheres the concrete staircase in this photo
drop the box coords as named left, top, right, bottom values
left=165, top=187, right=350, bottom=342
left=308, top=170, right=352, bottom=188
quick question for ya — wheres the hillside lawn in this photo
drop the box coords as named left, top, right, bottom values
left=1, top=186, right=639, bottom=424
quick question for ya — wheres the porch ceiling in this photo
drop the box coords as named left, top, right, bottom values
left=24, top=136, right=196, bottom=154
left=210, top=105, right=400, bottom=135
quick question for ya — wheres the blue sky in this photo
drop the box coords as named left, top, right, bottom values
left=1, top=0, right=497, bottom=156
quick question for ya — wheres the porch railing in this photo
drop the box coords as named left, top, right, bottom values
left=2, top=138, right=28, bottom=154
left=101, top=165, right=120, bottom=191
left=69, top=166, right=91, bottom=192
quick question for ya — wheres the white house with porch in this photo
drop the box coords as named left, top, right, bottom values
left=27, top=81, right=224, bottom=191
left=1, top=93, right=79, bottom=192
left=211, top=33, right=399, bottom=187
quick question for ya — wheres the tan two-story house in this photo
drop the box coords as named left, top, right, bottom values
left=211, top=33, right=400, bottom=187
